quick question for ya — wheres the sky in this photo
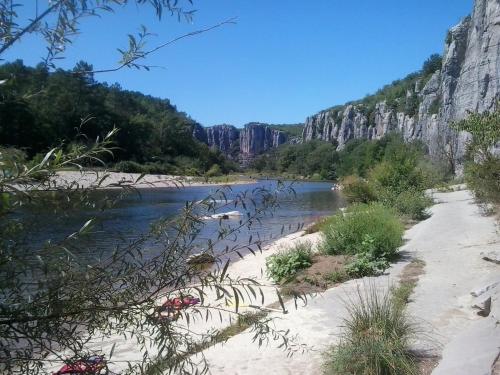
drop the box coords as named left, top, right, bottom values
left=4, top=0, right=473, bottom=127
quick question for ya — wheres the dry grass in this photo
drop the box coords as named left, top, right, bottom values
left=279, top=254, right=349, bottom=297
left=394, top=258, right=441, bottom=374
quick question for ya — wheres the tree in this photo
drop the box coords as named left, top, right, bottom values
left=0, top=2, right=301, bottom=374
left=421, top=54, right=442, bottom=76
left=452, top=107, right=500, bottom=203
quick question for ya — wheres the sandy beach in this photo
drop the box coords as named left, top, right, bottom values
left=50, top=170, right=256, bottom=189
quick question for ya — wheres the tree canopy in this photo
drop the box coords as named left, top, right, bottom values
left=0, top=60, right=236, bottom=174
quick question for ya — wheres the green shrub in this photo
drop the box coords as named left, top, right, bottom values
left=114, top=160, right=147, bottom=173
left=324, top=270, right=349, bottom=284
left=341, top=175, right=377, bottom=204
left=324, top=287, right=418, bottom=375
left=345, top=250, right=390, bottom=278
left=464, top=156, right=500, bottom=204
left=390, top=190, right=432, bottom=220
left=322, top=203, right=404, bottom=260
left=452, top=106, right=500, bottom=205
left=205, top=164, right=222, bottom=177
left=266, top=242, right=313, bottom=283
left=369, top=160, right=426, bottom=197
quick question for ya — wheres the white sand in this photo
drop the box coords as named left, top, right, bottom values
left=44, top=230, right=322, bottom=373
left=47, top=170, right=255, bottom=190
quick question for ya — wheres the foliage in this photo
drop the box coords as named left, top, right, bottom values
left=0, top=61, right=234, bottom=175
left=345, top=251, right=390, bottom=278
left=324, top=286, right=418, bottom=375
left=322, top=203, right=404, bottom=261
left=365, top=141, right=436, bottom=220
left=462, top=156, right=500, bottom=204
left=421, top=54, right=443, bottom=76
left=266, top=243, right=313, bottom=283
left=0, top=0, right=196, bottom=70
left=392, top=281, right=417, bottom=310
left=340, top=175, right=377, bottom=204
left=206, top=164, right=222, bottom=177
left=267, top=123, right=304, bottom=138
left=251, top=140, right=338, bottom=179
left=391, top=190, right=432, bottom=221
left=0, top=135, right=302, bottom=374
left=453, top=108, right=500, bottom=153
left=452, top=107, right=500, bottom=204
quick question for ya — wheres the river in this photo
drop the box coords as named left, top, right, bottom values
left=24, top=180, right=344, bottom=262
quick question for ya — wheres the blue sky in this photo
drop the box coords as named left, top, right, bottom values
left=5, top=0, right=473, bottom=127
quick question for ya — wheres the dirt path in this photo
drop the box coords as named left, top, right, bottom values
left=196, top=189, right=500, bottom=374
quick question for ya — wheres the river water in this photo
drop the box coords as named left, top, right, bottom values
left=24, top=180, right=344, bottom=262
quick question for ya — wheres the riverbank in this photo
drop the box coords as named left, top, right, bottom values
left=52, top=170, right=256, bottom=189
left=194, top=188, right=500, bottom=374
left=43, top=188, right=499, bottom=374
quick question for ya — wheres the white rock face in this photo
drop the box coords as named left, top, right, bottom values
left=303, top=0, right=500, bottom=166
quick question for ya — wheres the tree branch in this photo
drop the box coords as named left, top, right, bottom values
left=82, top=17, right=237, bottom=75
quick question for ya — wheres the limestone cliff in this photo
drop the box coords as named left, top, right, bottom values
left=303, top=0, right=500, bottom=170
left=193, top=122, right=287, bottom=163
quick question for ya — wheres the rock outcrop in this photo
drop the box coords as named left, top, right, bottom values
left=303, top=0, right=500, bottom=171
left=193, top=122, right=287, bottom=163
left=239, top=123, right=287, bottom=165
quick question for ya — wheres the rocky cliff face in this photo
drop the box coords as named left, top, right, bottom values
left=193, top=122, right=287, bottom=163
left=303, top=0, right=500, bottom=170
left=239, top=123, right=287, bottom=164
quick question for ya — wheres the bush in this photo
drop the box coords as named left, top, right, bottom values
left=452, top=106, right=500, bottom=205
left=341, top=175, right=377, bottom=204
left=266, top=242, right=313, bottom=283
left=114, top=160, right=147, bottom=173
left=322, top=203, right=404, bottom=260
left=391, top=190, right=432, bottom=220
left=324, top=287, right=418, bottom=375
left=369, top=160, right=426, bottom=197
left=464, top=156, right=500, bottom=204
left=205, top=164, right=222, bottom=177
left=345, top=250, right=390, bottom=278
left=113, top=160, right=175, bottom=175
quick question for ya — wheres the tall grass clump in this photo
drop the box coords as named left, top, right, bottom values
left=324, top=286, right=418, bottom=375
left=322, top=203, right=404, bottom=260
left=266, top=242, right=313, bottom=283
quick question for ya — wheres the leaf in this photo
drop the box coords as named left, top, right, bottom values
left=219, top=259, right=230, bottom=282
left=276, top=290, right=286, bottom=313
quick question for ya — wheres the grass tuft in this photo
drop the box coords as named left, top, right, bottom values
left=324, top=285, right=418, bottom=375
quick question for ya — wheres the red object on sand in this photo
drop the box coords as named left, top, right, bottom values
left=53, top=355, right=106, bottom=374
left=161, top=295, right=200, bottom=311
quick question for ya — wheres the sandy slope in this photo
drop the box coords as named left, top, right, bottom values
left=195, top=189, right=500, bottom=375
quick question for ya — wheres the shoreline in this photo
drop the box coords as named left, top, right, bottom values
left=30, top=170, right=258, bottom=191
